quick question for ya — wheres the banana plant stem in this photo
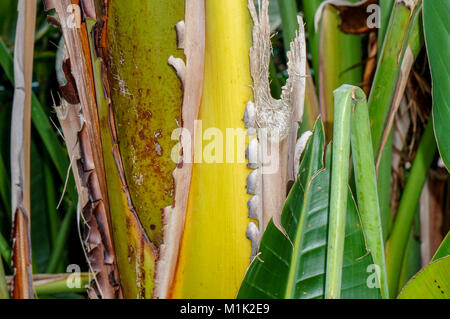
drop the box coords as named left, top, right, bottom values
left=34, top=275, right=89, bottom=296
left=301, top=0, right=324, bottom=85
left=277, top=0, right=299, bottom=54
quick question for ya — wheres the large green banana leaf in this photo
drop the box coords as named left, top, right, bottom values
left=237, top=119, right=381, bottom=299
left=398, top=256, right=450, bottom=299
left=423, top=0, right=450, bottom=169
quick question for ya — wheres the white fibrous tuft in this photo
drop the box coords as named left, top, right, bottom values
left=244, top=0, right=306, bottom=258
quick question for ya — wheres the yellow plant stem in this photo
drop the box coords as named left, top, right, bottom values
left=170, top=0, right=253, bottom=298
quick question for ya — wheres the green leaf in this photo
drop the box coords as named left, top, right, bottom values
left=379, top=0, right=394, bottom=48
left=369, top=0, right=423, bottom=156
left=301, top=0, right=324, bottom=84
left=318, top=4, right=363, bottom=137
left=423, top=0, right=450, bottom=170
left=0, top=38, right=75, bottom=201
left=398, top=256, right=450, bottom=299
left=326, top=85, right=353, bottom=298
left=350, top=86, right=389, bottom=298
left=432, top=232, right=450, bottom=262
left=237, top=119, right=381, bottom=299
left=30, top=138, right=51, bottom=272
left=325, top=85, right=388, bottom=298
left=0, top=0, right=18, bottom=46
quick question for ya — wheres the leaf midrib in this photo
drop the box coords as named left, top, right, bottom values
left=284, top=148, right=323, bottom=298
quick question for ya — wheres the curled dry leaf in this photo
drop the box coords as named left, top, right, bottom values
left=376, top=47, right=415, bottom=170
left=314, top=0, right=379, bottom=34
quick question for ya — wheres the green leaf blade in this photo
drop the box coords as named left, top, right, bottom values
left=423, top=0, right=450, bottom=169
left=398, top=256, right=450, bottom=299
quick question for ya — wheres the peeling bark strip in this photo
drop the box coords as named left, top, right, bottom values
left=45, top=0, right=122, bottom=298
left=155, top=0, right=205, bottom=299
left=376, top=46, right=414, bottom=170
left=10, top=0, right=36, bottom=299
left=55, top=39, right=80, bottom=105
left=54, top=98, right=122, bottom=299
left=245, top=0, right=307, bottom=255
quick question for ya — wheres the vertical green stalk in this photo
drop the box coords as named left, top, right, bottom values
left=377, top=134, right=393, bottom=242
left=372, top=1, right=423, bottom=244
left=278, top=0, right=299, bottom=54
left=377, top=0, right=395, bottom=242
left=368, top=0, right=422, bottom=156
left=301, top=0, right=323, bottom=83
left=386, top=119, right=437, bottom=298
left=379, top=0, right=395, bottom=52
left=325, top=85, right=352, bottom=299
left=350, top=86, right=389, bottom=299
left=318, top=4, right=362, bottom=137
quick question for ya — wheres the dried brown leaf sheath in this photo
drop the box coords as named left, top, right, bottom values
left=46, top=0, right=122, bottom=298
left=55, top=97, right=122, bottom=299
left=10, top=0, right=36, bottom=299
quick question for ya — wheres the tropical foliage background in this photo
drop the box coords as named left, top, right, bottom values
left=0, top=0, right=448, bottom=299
